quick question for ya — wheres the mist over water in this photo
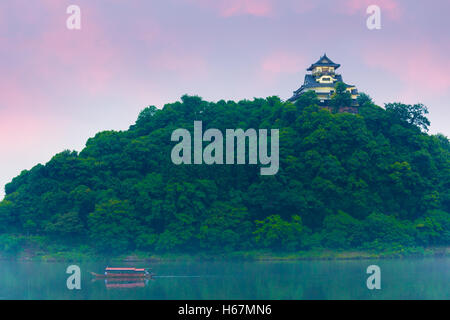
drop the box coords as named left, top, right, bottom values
left=0, top=258, right=448, bottom=300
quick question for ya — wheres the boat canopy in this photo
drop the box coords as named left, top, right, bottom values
left=105, top=267, right=146, bottom=273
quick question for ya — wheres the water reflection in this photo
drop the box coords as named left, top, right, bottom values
left=0, top=258, right=448, bottom=300
left=97, top=278, right=151, bottom=289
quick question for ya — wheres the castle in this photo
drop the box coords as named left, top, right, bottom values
left=288, top=54, right=359, bottom=113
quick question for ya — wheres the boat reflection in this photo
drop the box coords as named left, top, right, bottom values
left=90, top=267, right=154, bottom=289
left=92, top=277, right=152, bottom=289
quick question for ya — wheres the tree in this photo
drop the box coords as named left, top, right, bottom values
left=330, top=82, right=352, bottom=113
left=434, top=133, right=450, bottom=151
left=198, top=201, right=252, bottom=252
left=364, top=213, right=415, bottom=247
left=44, top=211, right=85, bottom=237
left=88, top=200, right=139, bottom=254
left=414, top=210, right=450, bottom=245
left=385, top=102, right=430, bottom=132
left=0, top=95, right=448, bottom=256
left=357, top=92, right=374, bottom=106
left=294, top=90, right=319, bottom=110
left=253, top=215, right=306, bottom=251
left=135, top=105, right=158, bottom=127
left=0, top=200, right=15, bottom=232
left=322, top=211, right=365, bottom=248
left=0, top=234, right=22, bottom=255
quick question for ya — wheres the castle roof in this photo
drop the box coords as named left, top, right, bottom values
left=293, top=74, right=354, bottom=93
left=307, top=54, right=341, bottom=71
left=288, top=53, right=358, bottom=103
left=288, top=74, right=356, bottom=102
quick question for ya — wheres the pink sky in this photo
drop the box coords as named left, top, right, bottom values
left=1, top=0, right=450, bottom=198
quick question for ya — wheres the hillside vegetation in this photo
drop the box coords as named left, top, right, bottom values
left=0, top=92, right=449, bottom=256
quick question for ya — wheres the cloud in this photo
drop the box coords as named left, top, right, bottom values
left=221, top=0, right=273, bottom=17
left=261, top=51, right=306, bottom=74
left=148, top=51, right=209, bottom=79
left=0, top=75, right=69, bottom=152
left=0, top=1, right=126, bottom=98
left=363, top=42, right=450, bottom=100
left=290, top=0, right=319, bottom=14
left=186, top=0, right=273, bottom=17
left=258, top=51, right=307, bottom=86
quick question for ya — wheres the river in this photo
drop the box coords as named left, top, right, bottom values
left=0, top=258, right=448, bottom=299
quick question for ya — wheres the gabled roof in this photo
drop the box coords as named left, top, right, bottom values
left=288, top=74, right=356, bottom=102
left=307, top=54, right=341, bottom=71
left=293, top=74, right=345, bottom=93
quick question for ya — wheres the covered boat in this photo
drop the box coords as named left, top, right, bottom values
left=90, top=267, right=153, bottom=278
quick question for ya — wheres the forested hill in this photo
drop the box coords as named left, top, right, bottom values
left=1, top=93, right=449, bottom=255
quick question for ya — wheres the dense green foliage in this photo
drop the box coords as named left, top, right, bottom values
left=330, top=82, right=353, bottom=113
left=1, top=94, right=449, bottom=255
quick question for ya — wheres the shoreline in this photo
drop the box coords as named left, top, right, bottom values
left=2, top=246, right=449, bottom=263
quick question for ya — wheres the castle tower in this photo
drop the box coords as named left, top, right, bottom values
left=288, top=54, right=359, bottom=113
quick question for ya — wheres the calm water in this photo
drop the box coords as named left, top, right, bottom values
left=0, top=258, right=448, bottom=300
